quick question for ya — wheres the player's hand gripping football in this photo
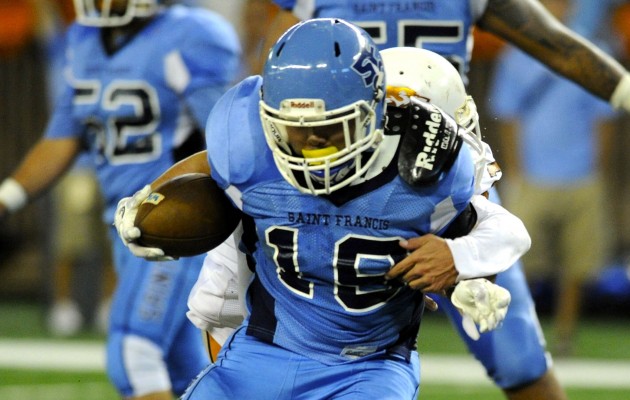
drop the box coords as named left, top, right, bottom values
left=114, top=185, right=175, bottom=261
left=451, top=278, right=511, bottom=341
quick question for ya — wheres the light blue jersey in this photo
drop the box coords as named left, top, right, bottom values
left=46, top=5, right=241, bottom=223
left=274, top=0, right=488, bottom=79
left=43, top=5, right=241, bottom=397
left=207, top=76, right=475, bottom=364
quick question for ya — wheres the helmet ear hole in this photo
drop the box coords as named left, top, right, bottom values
left=334, top=42, right=341, bottom=57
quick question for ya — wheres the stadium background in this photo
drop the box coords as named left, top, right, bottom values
left=0, top=1, right=629, bottom=398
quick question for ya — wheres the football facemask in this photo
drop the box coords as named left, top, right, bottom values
left=260, top=98, right=382, bottom=194
left=73, top=0, right=159, bottom=27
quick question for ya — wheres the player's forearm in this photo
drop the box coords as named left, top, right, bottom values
left=0, top=138, right=79, bottom=214
left=446, top=195, right=531, bottom=280
left=480, top=0, right=626, bottom=102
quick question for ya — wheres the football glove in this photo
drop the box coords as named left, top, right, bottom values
left=113, top=185, right=174, bottom=261
left=451, top=278, right=511, bottom=341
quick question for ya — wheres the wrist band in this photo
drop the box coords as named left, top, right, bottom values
left=610, top=73, right=630, bottom=112
left=0, top=178, right=28, bottom=213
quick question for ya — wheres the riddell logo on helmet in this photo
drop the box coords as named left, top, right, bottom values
left=414, top=109, right=443, bottom=171
left=352, top=43, right=383, bottom=91
left=290, top=101, right=316, bottom=109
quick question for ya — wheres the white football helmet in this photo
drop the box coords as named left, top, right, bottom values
left=381, top=47, right=492, bottom=192
left=73, top=0, right=159, bottom=27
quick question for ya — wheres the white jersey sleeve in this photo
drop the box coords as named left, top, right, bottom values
left=446, top=194, right=531, bottom=280
left=186, top=226, right=246, bottom=345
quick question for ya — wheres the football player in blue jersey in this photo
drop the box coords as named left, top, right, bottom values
left=115, top=18, right=530, bottom=399
left=0, top=0, right=241, bottom=398
left=244, top=1, right=630, bottom=399
left=184, top=44, right=522, bottom=363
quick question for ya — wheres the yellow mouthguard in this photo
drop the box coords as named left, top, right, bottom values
left=302, top=146, right=339, bottom=165
left=302, top=146, right=339, bottom=158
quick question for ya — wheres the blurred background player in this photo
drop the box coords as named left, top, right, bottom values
left=0, top=0, right=241, bottom=399
left=176, top=0, right=278, bottom=76
left=47, top=157, right=115, bottom=336
left=488, top=0, right=617, bottom=357
left=238, top=0, right=630, bottom=398
left=31, top=0, right=115, bottom=338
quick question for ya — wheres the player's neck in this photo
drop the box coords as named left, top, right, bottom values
left=101, top=18, right=152, bottom=55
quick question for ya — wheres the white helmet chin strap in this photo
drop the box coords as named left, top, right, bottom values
left=455, top=97, right=487, bottom=194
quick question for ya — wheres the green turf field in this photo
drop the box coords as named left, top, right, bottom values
left=1, top=301, right=629, bottom=399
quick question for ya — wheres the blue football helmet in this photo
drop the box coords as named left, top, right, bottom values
left=260, top=18, right=386, bottom=195
left=73, top=0, right=160, bottom=27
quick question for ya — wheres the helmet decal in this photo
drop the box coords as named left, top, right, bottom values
left=386, top=86, right=430, bottom=108
left=352, top=43, right=384, bottom=94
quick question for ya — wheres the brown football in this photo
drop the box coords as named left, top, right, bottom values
left=134, top=173, right=240, bottom=258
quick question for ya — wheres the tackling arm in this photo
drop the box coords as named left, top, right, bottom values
left=385, top=195, right=526, bottom=339
left=385, top=194, right=530, bottom=290
left=479, top=0, right=629, bottom=110
left=445, top=195, right=531, bottom=281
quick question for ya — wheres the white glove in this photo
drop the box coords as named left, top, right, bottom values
left=451, top=278, right=511, bottom=341
left=113, top=185, right=174, bottom=261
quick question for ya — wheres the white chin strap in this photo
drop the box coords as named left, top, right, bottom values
left=455, top=97, right=487, bottom=194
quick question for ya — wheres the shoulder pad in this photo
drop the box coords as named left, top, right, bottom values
left=395, top=101, right=463, bottom=186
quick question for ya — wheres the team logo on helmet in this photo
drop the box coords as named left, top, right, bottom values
left=351, top=43, right=384, bottom=93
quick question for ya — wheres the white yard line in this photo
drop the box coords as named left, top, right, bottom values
left=420, top=354, right=630, bottom=388
left=0, top=340, right=106, bottom=372
left=1, top=340, right=630, bottom=388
